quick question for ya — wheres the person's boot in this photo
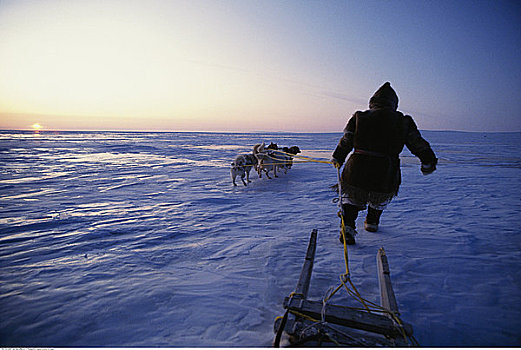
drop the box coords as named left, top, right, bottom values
left=339, top=204, right=359, bottom=245
left=364, top=207, right=383, bottom=232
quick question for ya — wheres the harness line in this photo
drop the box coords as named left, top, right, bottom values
left=270, top=149, right=334, bottom=165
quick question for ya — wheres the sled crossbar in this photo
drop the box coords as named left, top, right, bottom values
left=275, top=229, right=414, bottom=347
left=283, top=296, right=412, bottom=337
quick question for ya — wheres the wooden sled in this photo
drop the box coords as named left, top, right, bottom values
left=273, top=229, right=415, bottom=347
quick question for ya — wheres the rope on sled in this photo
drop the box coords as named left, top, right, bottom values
left=277, top=164, right=419, bottom=346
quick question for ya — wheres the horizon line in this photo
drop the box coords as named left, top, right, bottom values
left=1, top=128, right=521, bottom=134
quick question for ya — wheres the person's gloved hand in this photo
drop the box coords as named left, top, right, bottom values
left=421, top=162, right=436, bottom=175
left=331, top=158, right=342, bottom=169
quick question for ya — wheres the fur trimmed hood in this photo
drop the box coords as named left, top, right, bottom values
left=369, top=82, right=398, bottom=110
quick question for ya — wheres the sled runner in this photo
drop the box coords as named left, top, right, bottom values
left=273, top=229, right=416, bottom=347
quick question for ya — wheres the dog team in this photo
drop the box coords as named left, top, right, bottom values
left=230, top=142, right=301, bottom=186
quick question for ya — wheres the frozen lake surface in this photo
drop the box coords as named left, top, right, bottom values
left=1, top=130, right=520, bottom=346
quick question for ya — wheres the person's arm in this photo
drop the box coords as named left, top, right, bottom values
left=404, top=115, right=437, bottom=174
left=331, top=114, right=356, bottom=167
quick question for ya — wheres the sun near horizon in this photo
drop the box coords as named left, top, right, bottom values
left=31, top=123, right=43, bottom=131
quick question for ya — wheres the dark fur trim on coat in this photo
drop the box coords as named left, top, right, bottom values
left=343, top=184, right=396, bottom=206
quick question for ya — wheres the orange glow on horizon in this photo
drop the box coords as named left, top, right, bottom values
left=0, top=1, right=359, bottom=133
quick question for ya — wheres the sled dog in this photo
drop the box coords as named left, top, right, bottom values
left=278, top=146, right=301, bottom=172
left=283, top=146, right=301, bottom=169
left=267, top=142, right=278, bottom=150
left=253, top=143, right=278, bottom=179
left=231, top=153, right=258, bottom=186
left=271, top=146, right=301, bottom=174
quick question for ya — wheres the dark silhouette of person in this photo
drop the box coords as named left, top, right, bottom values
left=331, top=82, right=437, bottom=244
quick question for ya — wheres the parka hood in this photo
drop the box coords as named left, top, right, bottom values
left=369, top=82, right=398, bottom=110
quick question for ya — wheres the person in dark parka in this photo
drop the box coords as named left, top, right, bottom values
left=331, top=82, right=437, bottom=244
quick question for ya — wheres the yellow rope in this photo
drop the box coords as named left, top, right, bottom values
left=270, top=149, right=333, bottom=165
left=289, top=310, right=321, bottom=323
left=339, top=216, right=350, bottom=276
left=275, top=150, right=414, bottom=345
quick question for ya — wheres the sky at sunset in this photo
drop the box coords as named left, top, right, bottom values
left=0, top=0, right=520, bottom=132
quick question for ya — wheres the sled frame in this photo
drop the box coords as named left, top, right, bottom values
left=273, top=229, right=414, bottom=347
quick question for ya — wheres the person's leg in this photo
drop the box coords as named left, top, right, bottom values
left=339, top=204, right=360, bottom=245
left=339, top=185, right=367, bottom=245
left=365, top=206, right=383, bottom=232
left=342, top=204, right=359, bottom=229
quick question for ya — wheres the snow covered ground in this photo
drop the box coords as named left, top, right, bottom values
left=1, top=130, right=520, bottom=347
